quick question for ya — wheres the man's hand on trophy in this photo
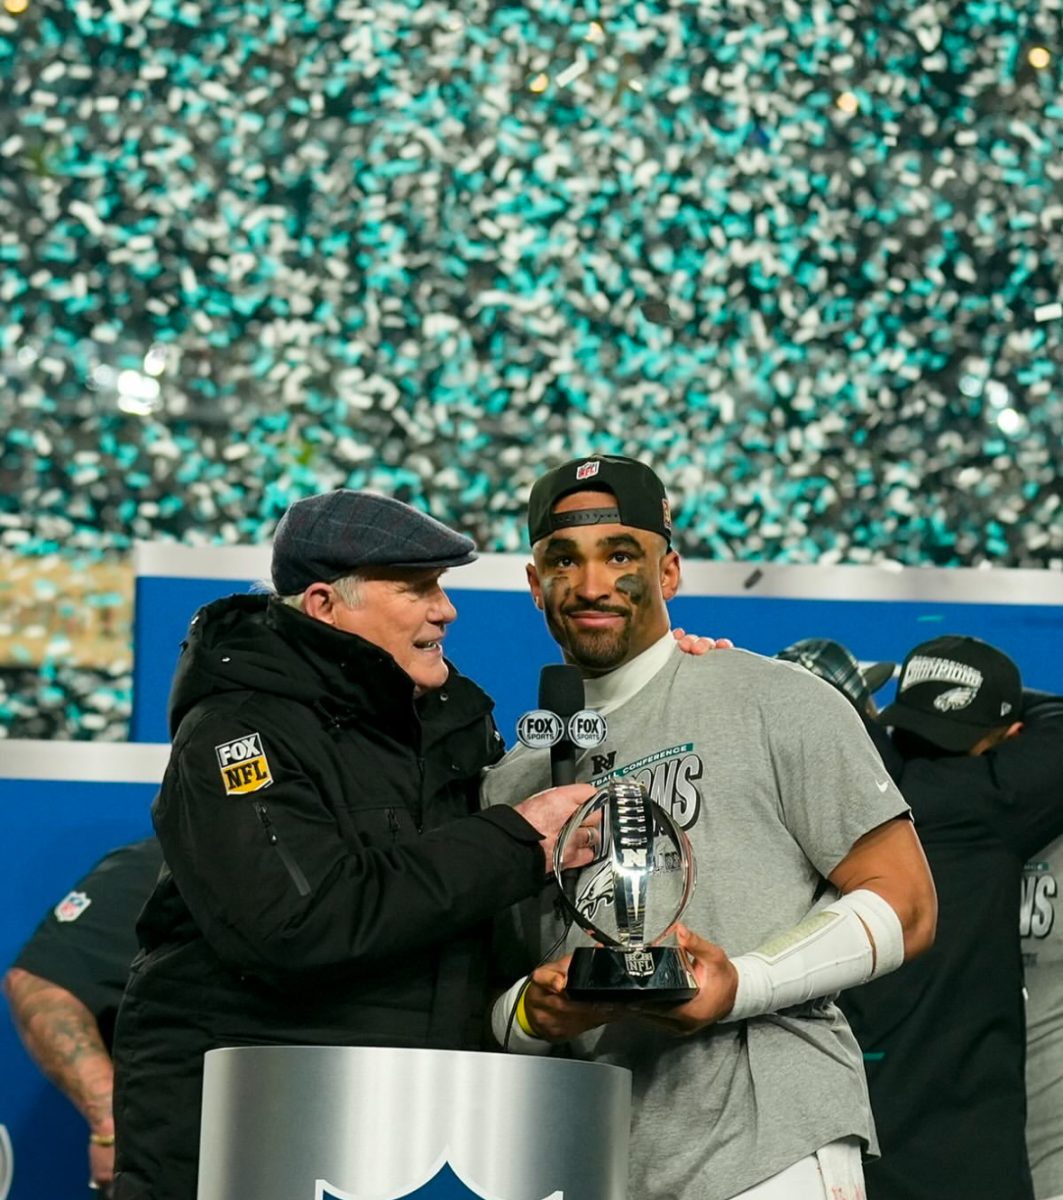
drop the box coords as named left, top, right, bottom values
left=630, top=925, right=740, bottom=1034
left=522, top=957, right=621, bottom=1041
left=514, top=784, right=600, bottom=872
left=672, top=629, right=734, bottom=655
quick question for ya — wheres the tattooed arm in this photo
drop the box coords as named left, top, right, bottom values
left=3, top=966, right=116, bottom=1187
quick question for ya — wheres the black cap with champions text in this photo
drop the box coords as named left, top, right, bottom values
left=877, top=634, right=1023, bottom=752
left=527, top=455, right=673, bottom=547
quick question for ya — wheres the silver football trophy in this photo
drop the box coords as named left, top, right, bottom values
left=554, top=779, right=698, bottom=1003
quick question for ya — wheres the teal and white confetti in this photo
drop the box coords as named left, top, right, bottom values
left=0, top=0, right=1061, bottom=735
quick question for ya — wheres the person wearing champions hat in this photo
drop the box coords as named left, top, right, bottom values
left=110, top=489, right=602, bottom=1200
left=484, top=455, right=938, bottom=1200
left=837, top=635, right=1063, bottom=1200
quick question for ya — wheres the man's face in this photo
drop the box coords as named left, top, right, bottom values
left=317, top=567, right=457, bottom=695
left=528, top=489, right=680, bottom=675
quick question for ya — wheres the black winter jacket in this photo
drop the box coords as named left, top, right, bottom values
left=113, top=595, right=545, bottom=1200
left=842, top=691, right=1063, bottom=1200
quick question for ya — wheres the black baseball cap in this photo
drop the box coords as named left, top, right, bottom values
left=527, top=455, right=673, bottom=547
left=877, top=635, right=1022, bottom=752
left=272, top=490, right=476, bottom=594
left=776, top=638, right=895, bottom=715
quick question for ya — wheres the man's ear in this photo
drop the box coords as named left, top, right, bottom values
left=970, top=720, right=1024, bottom=756
left=526, top=562, right=544, bottom=611
left=660, top=549, right=681, bottom=602
left=302, top=583, right=338, bottom=625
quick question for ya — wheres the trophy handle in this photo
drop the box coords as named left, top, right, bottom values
left=553, top=800, right=625, bottom=948
left=645, top=822, right=697, bottom=947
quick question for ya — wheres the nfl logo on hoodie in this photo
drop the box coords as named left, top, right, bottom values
left=54, top=891, right=92, bottom=922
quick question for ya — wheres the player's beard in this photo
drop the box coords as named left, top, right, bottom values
left=546, top=606, right=633, bottom=674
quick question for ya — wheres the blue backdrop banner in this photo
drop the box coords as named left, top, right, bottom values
left=132, top=546, right=1063, bottom=747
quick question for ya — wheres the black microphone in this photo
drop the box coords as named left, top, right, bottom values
left=539, top=664, right=584, bottom=786
left=539, top=664, right=586, bottom=921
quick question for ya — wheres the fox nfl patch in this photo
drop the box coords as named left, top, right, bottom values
left=215, top=732, right=274, bottom=796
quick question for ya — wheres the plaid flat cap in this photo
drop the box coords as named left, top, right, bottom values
left=776, top=638, right=895, bottom=715
left=271, top=490, right=477, bottom=594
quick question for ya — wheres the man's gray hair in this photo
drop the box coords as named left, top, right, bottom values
left=272, top=572, right=365, bottom=612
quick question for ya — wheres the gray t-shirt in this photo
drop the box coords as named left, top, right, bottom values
left=483, top=644, right=909, bottom=1200
left=1024, top=833, right=1063, bottom=1200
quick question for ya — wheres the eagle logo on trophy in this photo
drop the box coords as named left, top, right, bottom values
left=317, top=1162, right=563, bottom=1200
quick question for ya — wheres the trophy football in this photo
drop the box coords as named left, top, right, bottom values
left=554, top=779, right=698, bottom=1003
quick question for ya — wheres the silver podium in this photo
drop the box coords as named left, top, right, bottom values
left=197, top=1046, right=631, bottom=1200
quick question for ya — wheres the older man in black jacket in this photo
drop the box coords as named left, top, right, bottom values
left=112, top=490, right=598, bottom=1200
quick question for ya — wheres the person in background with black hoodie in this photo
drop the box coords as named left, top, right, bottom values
left=110, top=490, right=601, bottom=1200
left=836, top=636, right=1063, bottom=1200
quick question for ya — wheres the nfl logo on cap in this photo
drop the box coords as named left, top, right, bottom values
left=575, top=461, right=601, bottom=482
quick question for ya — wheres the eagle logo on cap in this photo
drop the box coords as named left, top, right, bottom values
left=575, top=461, right=601, bottom=481
left=933, top=687, right=977, bottom=712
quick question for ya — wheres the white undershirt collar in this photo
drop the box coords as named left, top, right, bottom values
left=581, top=630, right=679, bottom=716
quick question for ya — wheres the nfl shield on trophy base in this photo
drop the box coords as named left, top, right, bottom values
left=554, top=779, right=698, bottom=1004
left=567, top=943, right=697, bottom=1003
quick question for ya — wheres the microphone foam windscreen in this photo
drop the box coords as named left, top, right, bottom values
left=539, top=664, right=585, bottom=719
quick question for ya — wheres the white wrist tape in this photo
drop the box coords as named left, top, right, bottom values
left=723, top=888, right=905, bottom=1023
left=490, top=977, right=553, bottom=1055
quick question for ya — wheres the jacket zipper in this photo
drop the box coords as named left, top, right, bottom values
left=254, top=801, right=311, bottom=897
left=415, top=757, right=425, bottom=832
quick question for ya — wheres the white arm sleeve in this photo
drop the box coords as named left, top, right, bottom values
left=722, top=888, right=906, bottom=1023
left=490, top=977, right=554, bottom=1055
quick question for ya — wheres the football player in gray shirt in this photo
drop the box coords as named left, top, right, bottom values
left=1025, top=832, right=1063, bottom=1200
left=485, top=455, right=937, bottom=1200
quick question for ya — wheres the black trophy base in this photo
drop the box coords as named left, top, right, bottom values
left=566, top=945, right=698, bottom=1004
